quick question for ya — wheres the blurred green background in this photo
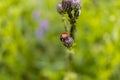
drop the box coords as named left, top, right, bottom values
left=0, top=0, right=120, bottom=80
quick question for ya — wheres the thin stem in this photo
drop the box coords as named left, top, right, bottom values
left=66, top=48, right=74, bottom=71
left=70, top=24, right=76, bottom=39
left=62, top=16, right=69, bottom=32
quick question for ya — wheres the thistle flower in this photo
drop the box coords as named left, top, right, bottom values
left=71, top=0, right=81, bottom=10
left=62, top=0, right=72, bottom=12
left=63, top=37, right=74, bottom=48
left=57, top=2, right=65, bottom=15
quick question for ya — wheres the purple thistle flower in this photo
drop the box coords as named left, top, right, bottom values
left=62, top=0, right=72, bottom=12
left=63, top=37, right=74, bottom=48
left=57, top=2, right=65, bottom=15
left=35, top=20, right=49, bottom=38
left=36, top=28, right=44, bottom=38
left=40, top=20, right=49, bottom=31
left=71, top=0, right=81, bottom=10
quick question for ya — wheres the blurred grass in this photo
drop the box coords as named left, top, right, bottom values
left=0, top=0, right=120, bottom=80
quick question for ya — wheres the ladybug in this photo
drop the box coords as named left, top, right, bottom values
left=60, top=32, right=69, bottom=41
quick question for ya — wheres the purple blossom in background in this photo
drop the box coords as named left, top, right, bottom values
left=32, top=10, right=40, bottom=20
left=35, top=20, right=49, bottom=38
left=36, top=27, right=44, bottom=38
left=40, top=20, right=49, bottom=30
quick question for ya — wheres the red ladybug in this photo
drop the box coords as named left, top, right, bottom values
left=60, top=32, right=69, bottom=41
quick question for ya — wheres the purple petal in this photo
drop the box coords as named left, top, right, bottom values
left=35, top=29, right=44, bottom=38
left=40, top=20, right=49, bottom=30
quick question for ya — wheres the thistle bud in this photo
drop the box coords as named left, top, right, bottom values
left=62, top=0, right=72, bottom=12
left=63, top=37, right=74, bottom=48
left=71, top=0, right=81, bottom=10
left=74, top=9, right=81, bottom=19
left=57, top=2, right=65, bottom=15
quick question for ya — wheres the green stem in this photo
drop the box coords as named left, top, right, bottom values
left=62, top=16, right=69, bottom=32
left=66, top=48, right=74, bottom=71
left=70, top=24, right=76, bottom=39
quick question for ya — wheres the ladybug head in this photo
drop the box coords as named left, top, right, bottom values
left=60, top=32, right=69, bottom=41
